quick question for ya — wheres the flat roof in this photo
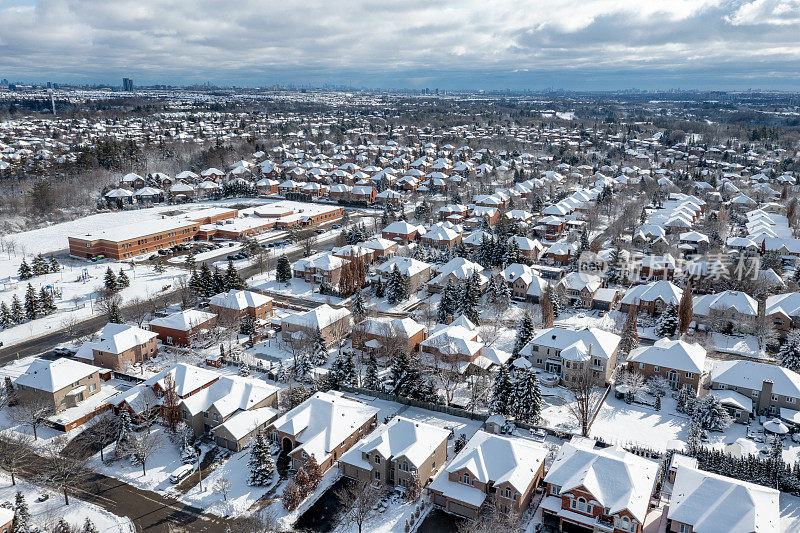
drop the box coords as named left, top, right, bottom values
left=71, top=216, right=197, bottom=244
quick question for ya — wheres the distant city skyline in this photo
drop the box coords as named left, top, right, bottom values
left=2, top=0, right=800, bottom=91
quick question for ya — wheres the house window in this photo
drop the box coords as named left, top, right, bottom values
left=653, top=366, right=660, bottom=372
left=402, top=461, right=408, bottom=472
left=375, top=471, right=381, bottom=480
left=772, top=394, right=779, bottom=401
left=678, top=524, right=690, bottom=533
left=463, top=473, right=470, bottom=485
left=374, top=455, right=381, bottom=464
left=213, top=413, right=219, bottom=422
left=686, top=372, right=694, bottom=379
left=788, top=397, right=795, bottom=404
left=504, top=488, right=511, bottom=498
left=182, top=411, right=188, bottom=420
left=550, top=485, right=560, bottom=495
left=639, top=363, right=645, bottom=369
left=752, top=390, right=759, bottom=397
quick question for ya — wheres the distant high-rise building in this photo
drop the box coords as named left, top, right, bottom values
left=122, top=77, right=134, bottom=92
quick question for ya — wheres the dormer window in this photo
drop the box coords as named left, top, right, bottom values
left=374, top=455, right=381, bottom=464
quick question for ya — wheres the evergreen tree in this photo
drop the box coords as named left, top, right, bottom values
left=82, top=518, right=99, bottom=533
left=153, top=258, right=166, bottom=273
left=779, top=333, right=800, bottom=372
left=224, top=259, right=246, bottom=290
left=437, top=281, right=456, bottom=323
left=54, top=518, right=71, bottom=533
left=184, top=252, right=197, bottom=273
left=238, top=361, right=251, bottom=377
left=341, top=352, right=357, bottom=386
left=17, top=259, right=32, bottom=280
left=513, top=367, right=542, bottom=423
left=23, top=283, right=39, bottom=320
left=686, top=420, right=703, bottom=455
left=458, top=272, right=481, bottom=325
left=512, top=311, right=534, bottom=357
left=240, top=315, right=256, bottom=336
left=107, top=301, right=123, bottom=324
left=387, top=266, right=408, bottom=304
left=678, top=281, right=693, bottom=334
left=188, top=267, right=202, bottom=297
left=248, top=431, right=275, bottom=486
left=294, top=353, right=312, bottom=379
left=693, top=394, right=733, bottom=431
left=311, top=329, right=328, bottom=366
left=10, top=295, right=23, bottom=323
left=117, top=270, right=130, bottom=289
left=13, top=491, right=31, bottom=532
left=389, top=350, right=418, bottom=398
left=196, top=263, right=213, bottom=297
left=276, top=256, right=292, bottom=283
left=374, top=278, right=385, bottom=298
left=540, top=283, right=555, bottom=327
left=677, top=386, right=694, bottom=414
left=364, top=353, right=379, bottom=390
left=212, top=267, right=226, bottom=294
left=38, top=287, right=56, bottom=315
left=104, top=267, right=118, bottom=293
left=49, top=256, right=60, bottom=273
left=490, top=365, right=514, bottom=416
left=654, top=302, right=679, bottom=338
left=31, top=254, right=49, bottom=276
left=352, top=288, right=367, bottom=320
left=0, top=302, right=11, bottom=328
left=618, top=305, right=639, bottom=358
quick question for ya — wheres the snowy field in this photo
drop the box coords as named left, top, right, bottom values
left=0, top=255, right=187, bottom=348
left=0, top=473, right=133, bottom=532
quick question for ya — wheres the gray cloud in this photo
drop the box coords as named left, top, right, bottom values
left=0, top=0, right=799, bottom=88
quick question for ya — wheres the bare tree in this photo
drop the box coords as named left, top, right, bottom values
left=38, top=435, right=91, bottom=505
left=160, top=371, right=181, bottom=432
left=466, top=372, right=491, bottom=415
left=336, top=480, right=384, bottom=533
left=59, top=314, right=81, bottom=338
left=213, top=476, right=233, bottom=501
left=84, top=410, right=120, bottom=462
left=124, top=430, right=164, bottom=476
left=0, top=432, right=33, bottom=485
left=457, top=505, right=521, bottom=533
left=8, top=390, right=55, bottom=439
left=126, top=296, right=151, bottom=328
left=428, top=337, right=465, bottom=406
left=566, top=362, right=601, bottom=438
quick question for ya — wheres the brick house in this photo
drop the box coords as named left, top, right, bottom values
left=541, top=438, right=658, bottom=533
left=381, top=221, right=425, bottom=245
left=353, top=317, right=427, bottom=359
left=209, top=289, right=274, bottom=322
left=292, top=252, right=347, bottom=286
left=79, top=323, right=158, bottom=371
left=280, top=304, right=352, bottom=346
left=149, top=309, right=217, bottom=347
left=627, top=339, right=706, bottom=393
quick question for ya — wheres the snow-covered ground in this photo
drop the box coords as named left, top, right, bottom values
left=0, top=473, right=133, bottom=532
left=250, top=275, right=344, bottom=306
left=88, top=425, right=187, bottom=493
left=710, top=332, right=768, bottom=359
left=0, top=255, right=187, bottom=348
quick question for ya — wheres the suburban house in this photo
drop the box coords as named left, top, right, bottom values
left=557, top=272, right=602, bottom=309
left=710, top=359, right=800, bottom=419
left=352, top=317, right=428, bottom=358
left=360, top=237, right=398, bottom=258
left=427, top=257, right=488, bottom=293
left=381, top=221, right=425, bottom=244
left=149, top=309, right=217, bottom=347
left=111, top=363, right=221, bottom=419
left=14, top=358, right=102, bottom=415
left=332, top=244, right=375, bottom=265
left=692, top=290, right=758, bottom=333
left=520, top=326, right=620, bottom=385
left=292, top=252, right=347, bottom=286
left=765, top=292, right=800, bottom=337
left=179, top=374, right=280, bottom=440
left=420, top=318, right=483, bottom=368
left=280, top=304, right=352, bottom=346
left=626, top=339, right=706, bottom=393
left=209, top=289, right=274, bottom=322
left=541, top=241, right=576, bottom=266
left=541, top=437, right=659, bottom=533
left=340, top=416, right=449, bottom=489
left=428, top=430, right=548, bottom=519
left=667, top=464, right=779, bottom=533
left=211, top=406, right=281, bottom=452
left=619, top=280, right=683, bottom=315
left=376, top=257, right=432, bottom=292
left=76, top=322, right=158, bottom=371
left=639, top=253, right=677, bottom=280
left=266, top=392, right=379, bottom=472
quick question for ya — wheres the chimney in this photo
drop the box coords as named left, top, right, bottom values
left=758, top=379, right=773, bottom=415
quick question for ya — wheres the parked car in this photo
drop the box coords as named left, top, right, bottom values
left=169, top=464, right=194, bottom=484
left=315, top=229, right=325, bottom=234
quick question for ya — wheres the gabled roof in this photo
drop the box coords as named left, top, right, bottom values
left=620, top=280, right=682, bottom=306
left=766, top=292, right=800, bottom=318
left=181, top=375, right=280, bottom=418
left=668, top=465, right=779, bottom=532
left=693, top=291, right=758, bottom=317
left=521, top=326, right=620, bottom=361
left=281, top=304, right=351, bottom=330
left=544, top=439, right=658, bottom=523
left=149, top=309, right=216, bottom=332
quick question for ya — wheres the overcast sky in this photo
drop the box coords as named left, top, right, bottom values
left=2, top=0, right=800, bottom=90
